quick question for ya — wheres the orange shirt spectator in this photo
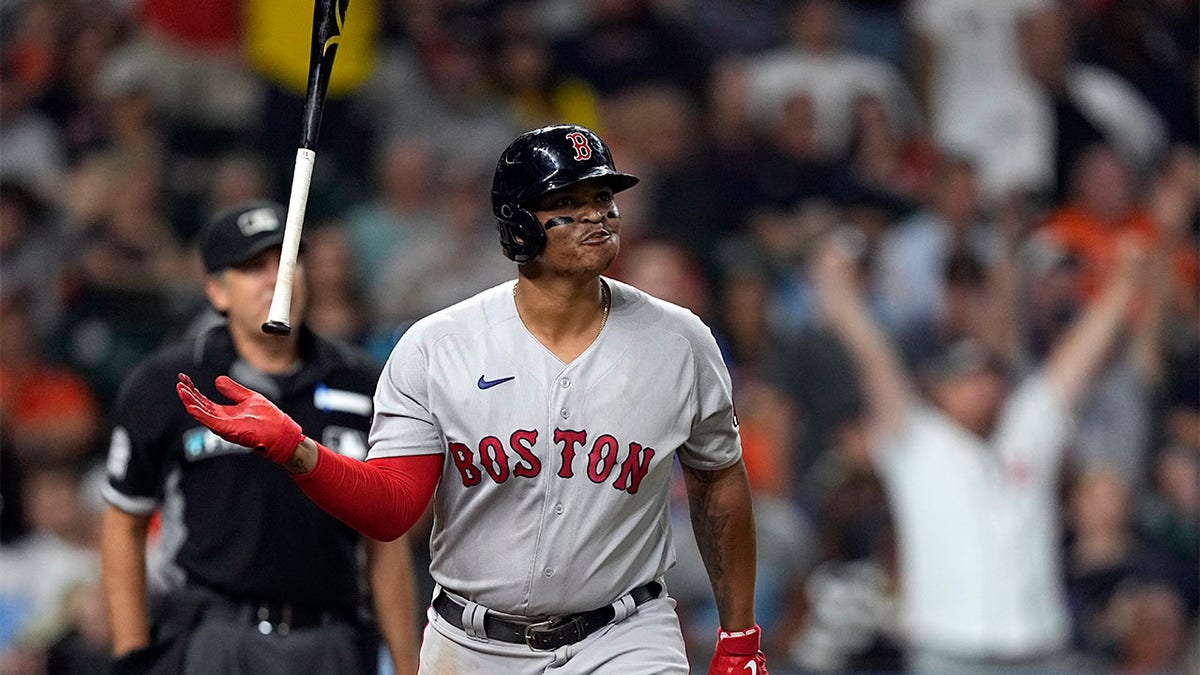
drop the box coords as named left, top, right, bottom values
left=0, top=299, right=100, bottom=463
left=1039, top=145, right=1198, bottom=303
left=1041, top=203, right=1154, bottom=300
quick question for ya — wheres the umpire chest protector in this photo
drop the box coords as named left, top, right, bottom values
left=491, top=124, right=639, bottom=264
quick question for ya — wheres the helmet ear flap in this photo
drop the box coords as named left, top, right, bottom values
left=496, top=204, right=547, bottom=264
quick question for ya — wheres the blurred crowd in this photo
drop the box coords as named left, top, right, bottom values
left=0, top=0, right=1197, bottom=673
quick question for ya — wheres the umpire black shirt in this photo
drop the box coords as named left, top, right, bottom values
left=103, top=323, right=381, bottom=610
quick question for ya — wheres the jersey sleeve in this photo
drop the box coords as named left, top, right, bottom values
left=367, top=328, right=444, bottom=460
left=102, top=362, right=177, bottom=515
left=676, top=320, right=743, bottom=471
left=993, top=373, right=1073, bottom=478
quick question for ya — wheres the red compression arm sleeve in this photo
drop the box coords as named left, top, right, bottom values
left=292, top=447, right=442, bottom=542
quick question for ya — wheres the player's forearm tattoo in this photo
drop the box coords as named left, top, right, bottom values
left=283, top=439, right=317, bottom=474
left=686, top=468, right=731, bottom=581
left=286, top=454, right=309, bottom=474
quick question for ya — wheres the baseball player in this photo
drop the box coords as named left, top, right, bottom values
left=100, top=201, right=418, bottom=674
left=176, top=125, right=768, bottom=674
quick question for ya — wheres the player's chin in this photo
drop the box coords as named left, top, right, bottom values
left=586, top=239, right=619, bottom=271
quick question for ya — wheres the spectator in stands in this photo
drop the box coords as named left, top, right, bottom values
left=103, top=0, right=261, bottom=134
left=0, top=464, right=101, bottom=667
left=1135, top=446, right=1200, bottom=616
left=1, top=0, right=62, bottom=104
left=203, top=151, right=276, bottom=227
left=809, top=226, right=1147, bottom=673
left=0, top=180, right=70, bottom=338
left=1037, top=145, right=1161, bottom=302
left=366, top=157, right=512, bottom=326
left=846, top=92, right=937, bottom=210
left=1032, top=145, right=1198, bottom=481
left=1101, top=581, right=1193, bottom=673
left=746, top=92, right=861, bottom=215
left=1013, top=3, right=1168, bottom=203
left=788, top=467, right=903, bottom=673
left=486, top=1, right=603, bottom=132
left=672, top=0, right=786, bottom=62
left=340, top=135, right=445, bottom=304
left=361, top=6, right=515, bottom=173
left=872, top=155, right=1001, bottom=335
left=302, top=224, right=371, bottom=347
left=742, top=0, right=920, bottom=160
left=1063, top=466, right=1190, bottom=656
left=1072, top=0, right=1199, bottom=148
left=553, top=0, right=707, bottom=97
left=0, top=61, right=65, bottom=199
left=719, top=202, right=867, bottom=497
left=51, top=150, right=200, bottom=408
left=612, top=237, right=713, bottom=324
left=0, top=296, right=101, bottom=466
left=604, top=85, right=713, bottom=253
left=907, top=0, right=1045, bottom=203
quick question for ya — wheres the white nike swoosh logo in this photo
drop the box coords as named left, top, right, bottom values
left=744, top=661, right=757, bottom=675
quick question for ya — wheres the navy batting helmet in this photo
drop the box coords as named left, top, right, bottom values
left=491, top=124, right=639, bottom=263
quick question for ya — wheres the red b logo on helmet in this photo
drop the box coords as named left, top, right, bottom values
left=565, top=132, right=592, bottom=161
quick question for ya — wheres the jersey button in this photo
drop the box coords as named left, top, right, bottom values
left=544, top=566, right=554, bottom=577
left=560, top=378, right=571, bottom=389
left=560, top=408, right=570, bottom=419
left=554, top=503, right=564, bottom=515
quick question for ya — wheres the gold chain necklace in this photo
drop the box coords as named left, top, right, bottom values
left=514, top=280, right=611, bottom=337
left=598, top=280, right=611, bottom=335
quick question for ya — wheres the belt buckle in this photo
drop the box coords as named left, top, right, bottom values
left=255, top=603, right=292, bottom=636
left=523, top=619, right=557, bottom=651
left=524, top=616, right=586, bottom=651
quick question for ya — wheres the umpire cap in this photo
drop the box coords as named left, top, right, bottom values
left=492, top=124, right=639, bottom=263
left=199, top=201, right=289, bottom=273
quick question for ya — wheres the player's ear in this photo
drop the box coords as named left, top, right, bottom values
left=204, top=272, right=232, bottom=314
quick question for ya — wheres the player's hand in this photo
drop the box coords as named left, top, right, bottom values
left=176, top=373, right=304, bottom=464
left=708, top=624, right=768, bottom=675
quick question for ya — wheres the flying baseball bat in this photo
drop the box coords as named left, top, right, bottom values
left=262, top=0, right=350, bottom=336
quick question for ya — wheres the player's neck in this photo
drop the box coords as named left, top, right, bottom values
left=228, top=321, right=302, bottom=374
left=513, top=276, right=609, bottom=359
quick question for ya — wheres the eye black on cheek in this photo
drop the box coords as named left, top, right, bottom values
left=544, top=216, right=575, bottom=229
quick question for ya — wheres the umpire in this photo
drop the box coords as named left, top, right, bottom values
left=99, top=201, right=418, bottom=674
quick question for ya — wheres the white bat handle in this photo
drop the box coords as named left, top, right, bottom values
left=263, top=148, right=317, bottom=335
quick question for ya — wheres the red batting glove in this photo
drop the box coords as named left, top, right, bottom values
left=709, top=624, right=768, bottom=675
left=176, top=373, right=304, bottom=464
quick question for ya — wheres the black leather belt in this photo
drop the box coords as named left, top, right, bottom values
left=433, top=581, right=662, bottom=651
left=197, top=587, right=355, bottom=635
left=242, top=600, right=351, bottom=635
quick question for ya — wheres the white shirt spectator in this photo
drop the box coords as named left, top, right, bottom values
left=744, top=50, right=920, bottom=157
left=790, top=558, right=902, bottom=671
left=875, top=374, right=1072, bottom=657
left=0, top=532, right=98, bottom=648
left=908, top=0, right=1048, bottom=200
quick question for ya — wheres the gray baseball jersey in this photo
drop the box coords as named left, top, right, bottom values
left=368, top=277, right=741, bottom=616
